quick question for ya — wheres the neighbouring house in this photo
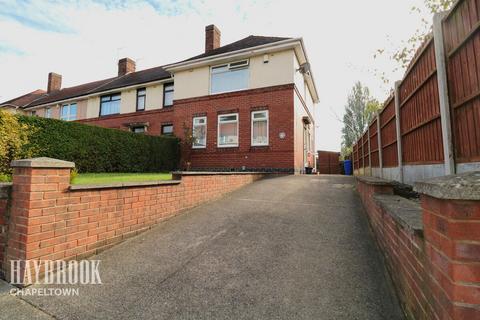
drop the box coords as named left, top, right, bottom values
left=0, top=25, right=319, bottom=173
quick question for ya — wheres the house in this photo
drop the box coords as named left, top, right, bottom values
left=0, top=25, right=319, bottom=173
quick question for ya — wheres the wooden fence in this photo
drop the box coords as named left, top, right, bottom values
left=353, top=0, right=480, bottom=184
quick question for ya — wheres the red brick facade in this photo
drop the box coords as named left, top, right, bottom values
left=78, top=84, right=305, bottom=173
left=1, top=160, right=263, bottom=284
left=0, top=185, right=10, bottom=279
left=357, top=178, right=480, bottom=320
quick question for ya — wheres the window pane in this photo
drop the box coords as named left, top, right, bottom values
left=211, top=65, right=228, bottom=74
left=101, top=99, right=120, bottom=116
left=253, top=120, right=268, bottom=145
left=137, top=96, right=145, bottom=110
left=164, top=91, right=173, bottom=106
left=219, top=114, right=237, bottom=122
left=218, top=122, right=238, bottom=146
left=162, top=125, right=173, bottom=135
left=164, top=83, right=174, bottom=91
left=132, top=127, right=145, bottom=133
left=193, top=117, right=206, bottom=148
left=253, top=112, right=267, bottom=119
left=45, top=108, right=51, bottom=118
left=112, top=94, right=121, bottom=101
left=69, top=104, right=77, bottom=120
left=211, top=68, right=248, bottom=94
left=137, top=88, right=146, bottom=96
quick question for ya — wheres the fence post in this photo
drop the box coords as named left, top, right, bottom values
left=394, top=81, right=404, bottom=183
left=376, top=112, right=383, bottom=178
left=433, top=12, right=455, bottom=175
left=367, top=125, right=371, bottom=176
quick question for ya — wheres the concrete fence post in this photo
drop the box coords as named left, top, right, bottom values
left=394, top=81, right=404, bottom=183
left=433, top=12, right=455, bottom=175
left=376, top=112, right=383, bottom=178
left=367, top=125, right=372, bottom=176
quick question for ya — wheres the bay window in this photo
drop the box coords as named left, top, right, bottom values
left=60, top=103, right=77, bottom=121
left=192, top=116, right=207, bottom=148
left=218, top=113, right=238, bottom=147
left=210, top=60, right=249, bottom=94
left=100, top=93, right=121, bottom=116
left=251, top=110, right=268, bottom=146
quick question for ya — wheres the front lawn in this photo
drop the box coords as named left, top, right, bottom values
left=71, top=172, right=172, bottom=185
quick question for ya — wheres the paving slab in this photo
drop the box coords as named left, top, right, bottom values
left=18, top=175, right=403, bottom=319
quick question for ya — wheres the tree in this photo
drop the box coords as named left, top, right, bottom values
left=341, top=82, right=381, bottom=157
left=374, top=0, right=455, bottom=83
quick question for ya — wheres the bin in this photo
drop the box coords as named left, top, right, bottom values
left=343, top=160, right=352, bottom=176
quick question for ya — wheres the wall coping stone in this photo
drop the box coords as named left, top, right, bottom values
left=414, top=171, right=480, bottom=200
left=11, top=157, right=75, bottom=169
left=173, top=171, right=265, bottom=176
left=69, top=180, right=182, bottom=191
left=373, top=194, right=423, bottom=237
left=0, top=183, right=11, bottom=198
left=356, top=175, right=394, bottom=186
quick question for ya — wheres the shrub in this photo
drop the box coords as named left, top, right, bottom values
left=0, top=110, right=35, bottom=176
left=13, top=115, right=180, bottom=173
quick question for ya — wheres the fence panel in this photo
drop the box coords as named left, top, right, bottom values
left=369, top=118, right=380, bottom=167
left=399, top=39, right=445, bottom=165
left=380, top=97, right=398, bottom=167
left=362, top=131, right=369, bottom=167
left=444, top=0, right=480, bottom=163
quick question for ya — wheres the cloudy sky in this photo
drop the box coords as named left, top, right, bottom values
left=0, top=0, right=436, bottom=151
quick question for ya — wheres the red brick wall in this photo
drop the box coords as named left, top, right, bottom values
left=357, top=179, right=480, bottom=320
left=0, top=184, right=10, bottom=279
left=78, top=108, right=174, bottom=136
left=3, top=166, right=263, bottom=284
left=174, top=84, right=295, bottom=171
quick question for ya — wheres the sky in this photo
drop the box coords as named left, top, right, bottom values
left=0, top=0, right=437, bottom=151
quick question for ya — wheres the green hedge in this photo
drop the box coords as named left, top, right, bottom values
left=18, top=116, right=180, bottom=173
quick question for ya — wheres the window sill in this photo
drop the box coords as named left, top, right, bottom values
left=217, top=145, right=239, bottom=148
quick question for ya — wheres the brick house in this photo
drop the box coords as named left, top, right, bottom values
left=0, top=25, right=319, bottom=173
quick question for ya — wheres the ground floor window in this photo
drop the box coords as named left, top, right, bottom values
left=251, top=110, right=268, bottom=146
left=131, top=126, right=146, bottom=134
left=192, top=116, right=207, bottom=148
left=161, top=124, right=173, bottom=136
left=218, top=113, right=238, bottom=147
left=61, top=103, right=77, bottom=121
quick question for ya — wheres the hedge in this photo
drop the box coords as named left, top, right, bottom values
left=17, top=115, right=180, bottom=173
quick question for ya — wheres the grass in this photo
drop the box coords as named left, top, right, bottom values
left=71, top=172, right=172, bottom=185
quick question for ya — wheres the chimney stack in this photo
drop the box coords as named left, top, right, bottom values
left=118, top=57, right=136, bottom=76
left=205, top=24, right=221, bottom=53
left=47, top=72, right=62, bottom=93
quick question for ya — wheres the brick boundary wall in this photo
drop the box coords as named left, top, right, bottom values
left=356, top=173, right=480, bottom=320
left=0, top=183, right=11, bottom=279
left=2, top=157, right=265, bottom=285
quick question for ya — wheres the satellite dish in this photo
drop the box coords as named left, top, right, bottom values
left=298, top=62, right=311, bottom=75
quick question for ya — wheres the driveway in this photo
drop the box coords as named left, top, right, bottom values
left=8, top=175, right=403, bottom=319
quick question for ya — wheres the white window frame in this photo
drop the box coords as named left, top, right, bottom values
left=192, top=116, right=207, bottom=149
left=60, top=103, right=77, bottom=121
left=210, top=60, right=249, bottom=95
left=217, top=113, right=239, bottom=148
left=45, top=107, right=52, bottom=118
left=251, top=110, right=269, bottom=146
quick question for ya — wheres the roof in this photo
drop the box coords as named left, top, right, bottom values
left=27, top=66, right=171, bottom=107
left=2, top=35, right=293, bottom=109
left=183, top=35, right=291, bottom=62
left=0, top=89, right=46, bottom=107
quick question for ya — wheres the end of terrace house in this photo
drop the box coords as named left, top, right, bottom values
left=0, top=24, right=319, bottom=174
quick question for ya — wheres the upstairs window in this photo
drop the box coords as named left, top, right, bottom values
left=218, top=113, right=238, bottom=147
left=210, top=60, right=249, bottom=94
left=45, top=107, right=52, bottom=118
left=136, top=88, right=146, bottom=111
left=100, top=93, right=121, bottom=116
left=163, top=83, right=174, bottom=107
left=192, top=116, right=207, bottom=149
left=60, top=103, right=77, bottom=121
left=251, top=110, right=269, bottom=146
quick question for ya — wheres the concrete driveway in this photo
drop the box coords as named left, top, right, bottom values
left=9, top=175, right=403, bottom=319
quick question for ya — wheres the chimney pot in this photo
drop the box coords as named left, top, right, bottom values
left=47, top=72, right=62, bottom=93
left=118, top=57, right=136, bottom=76
left=205, top=24, right=221, bottom=53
